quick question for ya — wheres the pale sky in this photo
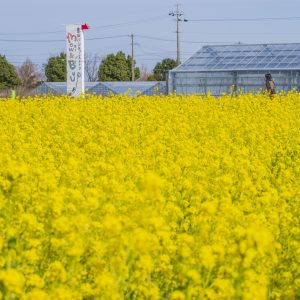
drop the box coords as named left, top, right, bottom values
left=1, top=0, right=300, bottom=72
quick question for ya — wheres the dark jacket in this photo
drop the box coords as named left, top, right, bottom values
left=266, top=79, right=276, bottom=94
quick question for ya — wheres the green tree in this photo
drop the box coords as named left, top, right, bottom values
left=0, top=55, right=20, bottom=91
left=150, top=58, right=177, bottom=81
left=98, top=51, right=140, bottom=81
left=45, top=53, right=66, bottom=82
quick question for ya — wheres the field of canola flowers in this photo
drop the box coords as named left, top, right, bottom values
left=0, top=93, right=299, bottom=300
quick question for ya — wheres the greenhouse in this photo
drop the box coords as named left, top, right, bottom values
left=168, top=43, right=300, bottom=96
left=34, top=82, right=166, bottom=96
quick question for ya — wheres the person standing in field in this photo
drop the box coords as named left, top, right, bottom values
left=265, top=73, right=276, bottom=96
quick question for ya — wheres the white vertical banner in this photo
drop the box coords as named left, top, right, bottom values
left=66, top=24, right=84, bottom=97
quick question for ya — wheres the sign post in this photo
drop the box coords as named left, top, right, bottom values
left=66, top=24, right=89, bottom=97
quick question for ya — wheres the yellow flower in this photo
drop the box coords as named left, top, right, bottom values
left=200, top=246, right=215, bottom=269
left=24, top=289, right=49, bottom=300
left=0, top=93, right=299, bottom=298
left=0, top=269, right=25, bottom=295
left=171, top=291, right=185, bottom=300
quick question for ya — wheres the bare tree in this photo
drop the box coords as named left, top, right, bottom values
left=139, top=65, right=151, bottom=81
left=17, top=59, right=42, bottom=95
left=85, top=53, right=100, bottom=82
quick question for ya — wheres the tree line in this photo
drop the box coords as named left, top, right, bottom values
left=0, top=52, right=176, bottom=95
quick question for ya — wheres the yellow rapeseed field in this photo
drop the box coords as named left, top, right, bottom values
left=0, top=93, right=299, bottom=300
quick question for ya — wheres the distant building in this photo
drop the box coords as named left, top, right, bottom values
left=168, top=43, right=300, bottom=96
left=34, top=81, right=166, bottom=96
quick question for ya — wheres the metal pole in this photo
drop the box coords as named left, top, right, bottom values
left=131, top=34, right=135, bottom=81
left=176, top=4, right=180, bottom=66
left=81, top=29, right=85, bottom=93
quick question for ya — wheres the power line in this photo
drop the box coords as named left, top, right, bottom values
left=4, top=43, right=130, bottom=58
left=0, top=15, right=167, bottom=36
left=1, top=15, right=300, bottom=37
left=188, top=16, right=300, bottom=22
left=0, top=30, right=64, bottom=36
left=136, top=52, right=195, bottom=56
left=5, top=53, right=187, bottom=63
left=0, top=38, right=64, bottom=43
left=86, top=35, right=129, bottom=41
left=136, top=35, right=176, bottom=42
left=8, top=59, right=105, bottom=63
left=183, top=32, right=300, bottom=36
left=5, top=53, right=192, bottom=64
left=4, top=51, right=192, bottom=61
left=93, top=15, right=168, bottom=30
left=135, top=47, right=195, bottom=57
left=0, top=34, right=234, bottom=44
left=135, top=35, right=233, bottom=44
left=0, top=35, right=129, bottom=43
left=4, top=53, right=56, bottom=57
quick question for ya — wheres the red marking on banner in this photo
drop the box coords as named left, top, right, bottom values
left=67, top=33, right=77, bottom=43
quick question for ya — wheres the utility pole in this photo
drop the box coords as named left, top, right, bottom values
left=169, top=4, right=188, bottom=66
left=131, top=34, right=135, bottom=81
left=176, top=4, right=180, bottom=67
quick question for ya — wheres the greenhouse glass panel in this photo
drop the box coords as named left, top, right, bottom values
left=172, top=43, right=300, bottom=72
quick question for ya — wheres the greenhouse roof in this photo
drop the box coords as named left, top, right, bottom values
left=101, top=82, right=162, bottom=95
left=34, top=82, right=166, bottom=95
left=173, top=43, right=300, bottom=72
left=41, top=82, right=99, bottom=93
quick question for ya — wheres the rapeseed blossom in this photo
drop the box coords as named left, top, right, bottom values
left=0, top=92, right=299, bottom=299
